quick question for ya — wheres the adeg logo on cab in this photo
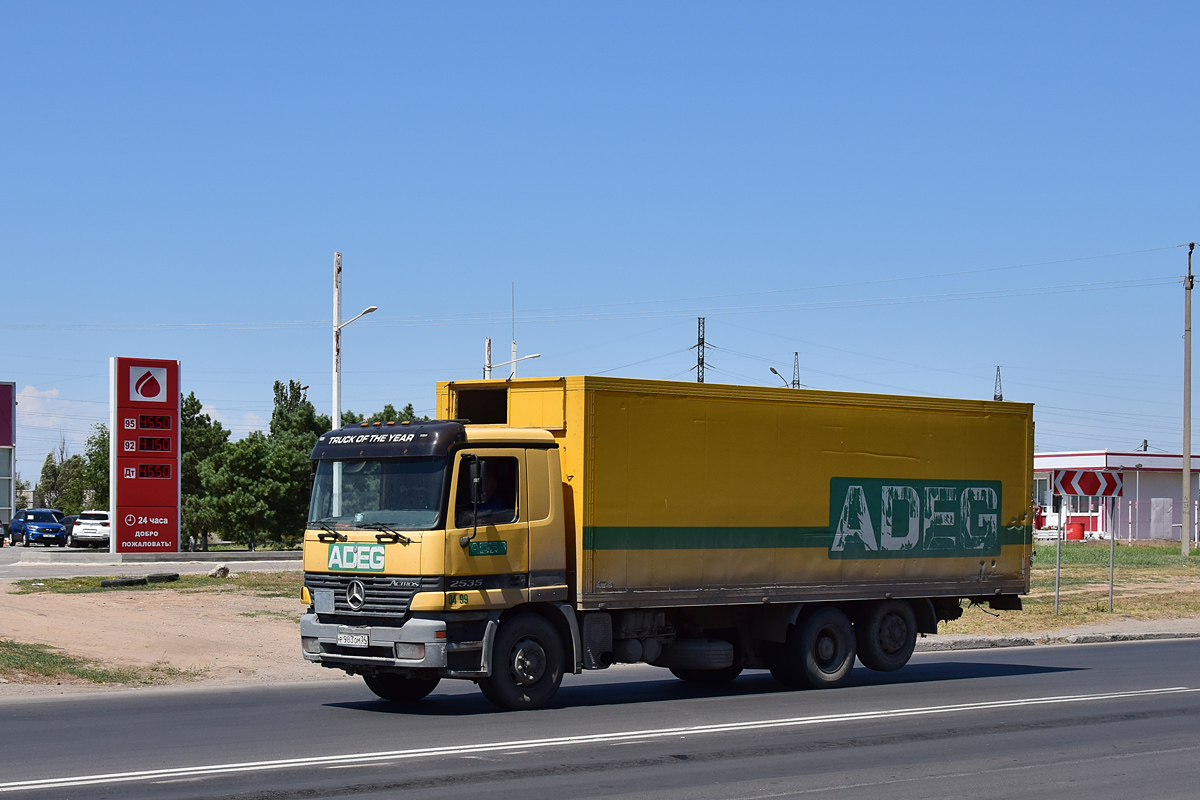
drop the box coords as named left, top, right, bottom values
left=129, top=367, right=167, bottom=402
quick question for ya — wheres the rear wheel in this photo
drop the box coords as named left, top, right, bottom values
left=856, top=601, right=917, bottom=672
left=479, top=613, right=564, bottom=711
left=770, top=607, right=856, bottom=689
left=362, top=673, right=440, bottom=703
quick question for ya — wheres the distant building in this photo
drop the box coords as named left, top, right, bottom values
left=1, top=382, right=13, bottom=532
left=1034, top=451, right=1200, bottom=542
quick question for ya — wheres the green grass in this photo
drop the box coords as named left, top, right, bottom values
left=10, top=571, right=303, bottom=598
left=0, top=639, right=206, bottom=685
left=1032, top=541, right=1200, bottom=568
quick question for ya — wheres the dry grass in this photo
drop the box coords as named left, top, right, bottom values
left=942, top=542, right=1200, bottom=635
left=0, top=640, right=207, bottom=685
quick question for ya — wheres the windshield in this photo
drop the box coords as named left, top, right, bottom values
left=308, top=457, right=447, bottom=530
left=28, top=512, right=59, bottom=523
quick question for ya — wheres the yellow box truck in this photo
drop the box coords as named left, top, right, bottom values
left=300, top=377, right=1033, bottom=710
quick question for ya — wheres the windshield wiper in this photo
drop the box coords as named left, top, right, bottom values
left=356, top=522, right=413, bottom=545
left=310, top=519, right=347, bottom=542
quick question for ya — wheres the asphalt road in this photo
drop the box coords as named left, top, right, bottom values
left=2, top=640, right=1198, bottom=800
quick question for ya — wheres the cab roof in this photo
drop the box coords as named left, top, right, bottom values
left=310, top=420, right=554, bottom=460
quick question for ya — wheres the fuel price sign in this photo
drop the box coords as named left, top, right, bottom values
left=110, top=358, right=181, bottom=553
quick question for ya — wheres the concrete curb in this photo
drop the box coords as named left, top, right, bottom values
left=916, top=631, right=1200, bottom=651
left=12, top=550, right=302, bottom=565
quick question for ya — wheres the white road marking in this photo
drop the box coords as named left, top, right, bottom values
left=0, top=686, right=1194, bottom=794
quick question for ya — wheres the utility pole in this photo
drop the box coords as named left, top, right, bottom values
left=792, top=352, right=801, bottom=388
left=331, top=252, right=377, bottom=518
left=1185, top=243, right=1195, bottom=557
left=484, top=338, right=492, bottom=379
left=511, top=284, right=518, bottom=380
left=333, top=252, right=342, bottom=434
left=696, top=317, right=706, bottom=383
left=994, top=366, right=1004, bottom=402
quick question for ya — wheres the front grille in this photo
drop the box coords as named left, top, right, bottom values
left=304, top=573, right=443, bottom=617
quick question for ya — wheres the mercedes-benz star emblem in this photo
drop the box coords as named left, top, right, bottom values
left=346, top=580, right=366, bottom=610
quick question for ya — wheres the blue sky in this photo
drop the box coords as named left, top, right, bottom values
left=2, top=2, right=1198, bottom=480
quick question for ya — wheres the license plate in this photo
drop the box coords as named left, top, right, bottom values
left=337, top=630, right=370, bottom=648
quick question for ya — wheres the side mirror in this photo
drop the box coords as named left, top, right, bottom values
left=469, top=459, right=489, bottom=504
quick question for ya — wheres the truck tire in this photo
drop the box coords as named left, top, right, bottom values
left=669, top=665, right=743, bottom=684
left=479, top=613, right=564, bottom=711
left=363, top=673, right=440, bottom=703
left=100, top=576, right=149, bottom=587
left=770, top=607, right=856, bottom=689
left=855, top=600, right=917, bottom=672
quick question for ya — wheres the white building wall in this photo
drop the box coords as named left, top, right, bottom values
left=1118, top=470, right=1200, bottom=542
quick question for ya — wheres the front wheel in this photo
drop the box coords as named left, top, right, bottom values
left=20, top=536, right=29, bottom=547
left=362, top=673, right=440, bottom=703
left=479, top=613, right=564, bottom=711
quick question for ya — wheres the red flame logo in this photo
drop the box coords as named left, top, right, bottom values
left=134, top=371, right=161, bottom=399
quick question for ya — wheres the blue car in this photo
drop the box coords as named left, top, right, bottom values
left=10, top=509, right=67, bottom=547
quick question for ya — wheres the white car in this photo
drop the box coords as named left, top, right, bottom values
left=69, top=511, right=110, bottom=548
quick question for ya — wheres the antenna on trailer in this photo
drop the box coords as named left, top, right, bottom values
left=993, top=366, right=1004, bottom=402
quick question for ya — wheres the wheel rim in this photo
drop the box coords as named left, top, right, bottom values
left=814, top=628, right=841, bottom=670
left=878, top=613, right=909, bottom=655
left=509, top=637, right=547, bottom=686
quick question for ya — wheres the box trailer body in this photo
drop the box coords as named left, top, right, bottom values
left=299, top=377, right=1033, bottom=710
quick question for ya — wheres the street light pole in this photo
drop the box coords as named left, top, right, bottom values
left=331, top=251, right=377, bottom=518
left=1185, top=242, right=1195, bottom=558
left=333, top=252, right=343, bottom=437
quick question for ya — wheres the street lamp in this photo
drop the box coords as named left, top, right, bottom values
left=769, top=367, right=790, bottom=388
left=332, top=252, right=377, bottom=518
left=485, top=353, right=541, bottom=380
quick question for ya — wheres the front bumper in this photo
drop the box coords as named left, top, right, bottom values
left=27, top=531, right=65, bottom=543
left=300, top=613, right=451, bottom=673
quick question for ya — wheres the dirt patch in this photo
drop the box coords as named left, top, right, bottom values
left=0, top=578, right=345, bottom=698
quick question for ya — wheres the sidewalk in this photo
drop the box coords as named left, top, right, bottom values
left=916, top=616, right=1200, bottom=651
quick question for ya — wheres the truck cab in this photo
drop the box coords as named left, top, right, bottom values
left=299, top=420, right=576, bottom=709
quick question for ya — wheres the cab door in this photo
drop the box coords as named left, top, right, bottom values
left=445, top=449, right=529, bottom=610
